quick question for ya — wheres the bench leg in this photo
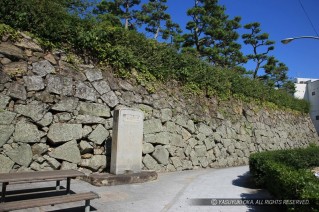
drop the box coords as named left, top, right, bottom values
left=66, top=178, right=71, bottom=194
left=85, top=200, right=90, bottom=212
left=56, top=180, right=61, bottom=191
left=1, top=182, right=8, bottom=202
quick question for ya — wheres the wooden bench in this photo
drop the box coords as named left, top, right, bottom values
left=0, top=191, right=99, bottom=212
left=0, top=170, right=99, bottom=211
left=0, top=170, right=85, bottom=202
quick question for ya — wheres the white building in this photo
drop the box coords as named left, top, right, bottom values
left=294, top=78, right=319, bottom=134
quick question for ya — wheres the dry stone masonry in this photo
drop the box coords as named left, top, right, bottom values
left=0, top=32, right=318, bottom=174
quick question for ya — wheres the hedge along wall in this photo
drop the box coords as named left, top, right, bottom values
left=0, top=34, right=318, bottom=174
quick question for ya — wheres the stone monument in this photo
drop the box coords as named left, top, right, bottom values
left=110, top=108, right=144, bottom=174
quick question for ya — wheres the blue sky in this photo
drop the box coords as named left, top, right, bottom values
left=164, top=0, right=319, bottom=79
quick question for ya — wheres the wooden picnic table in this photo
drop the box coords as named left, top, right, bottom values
left=0, top=170, right=99, bottom=212
left=0, top=170, right=85, bottom=203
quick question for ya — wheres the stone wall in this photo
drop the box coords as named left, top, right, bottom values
left=0, top=33, right=318, bottom=174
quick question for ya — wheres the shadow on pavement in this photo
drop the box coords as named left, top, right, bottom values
left=232, top=171, right=284, bottom=212
left=232, top=171, right=258, bottom=189
left=48, top=206, right=98, bottom=212
left=4, top=186, right=76, bottom=202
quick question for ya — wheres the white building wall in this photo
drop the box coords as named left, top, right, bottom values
left=294, top=78, right=319, bottom=134
left=307, top=80, right=319, bottom=134
left=294, top=83, right=307, bottom=100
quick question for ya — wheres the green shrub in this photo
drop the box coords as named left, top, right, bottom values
left=249, top=146, right=319, bottom=211
left=0, top=23, right=21, bottom=41
left=0, top=0, right=87, bottom=43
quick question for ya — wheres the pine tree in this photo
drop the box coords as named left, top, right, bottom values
left=136, top=0, right=181, bottom=41
left=94, top=0, right=141, bottom=29
left=242, top=22, right=275, bottom=78
left=183, top=0, right=245, bottom=69
left=262, top=56, right=289, bottom=89
left=183, top=0, right=204, bottom=54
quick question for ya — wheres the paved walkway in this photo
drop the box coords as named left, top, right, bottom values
left=8, top=166, right=281, bottom=212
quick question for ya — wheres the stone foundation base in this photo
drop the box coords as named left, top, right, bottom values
left=86, top=171, right=158, bottom=186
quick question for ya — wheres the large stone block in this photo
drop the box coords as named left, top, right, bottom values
left=8, top=82, right=27, bottom=100
left=0, top=155, right=14, bottom=173
left=199, top=157, right=208, bottom=168
left=43, top=155, right=61, bottom=169
left=74, top=115, right=105, bottom=124
left=182, top=160, right=193, bottom=170
left=14, top=101, right=47, bottom=121
left=37, top=112, right=53, bottom=127
left=3, top=61, right=28, bottom=76
left=52, top=97, right=79, bottom=112
left=74, top=81, right=97, bottom=101
left=101, top=91, right=119, bottom=108
left=32, top=143, right=48, bottom=156
left=92, top=80, right=111, bottom=95
left=14, top=120, right=41, bottom=143
left=60, top=161, right=77, bottom=170
left=44, top=53, right=57, bottom=65
left=161, top=108, right=173, bottom=122
left=194, top=145, right=207, bottom=157
left=47, top=123, right=82, bottom=143
left=0, top=94, right=10, bottom=109
left=6, top=144, right=33, bottom=167
left=144, top=132, right=170, bottom=145
left=34, top=91, right=56, bottom=103
left=204, top=138, right=214, bottom=150
left=88, top=124, right=109, bottom=145
left=198, top=123, right=213, bottom=136
left=80, top=155, right=106, bottom=171
left=59, top=62, right=87, bottom=81
left=0, top=42, right=26, bottom=59
left=142, top=154, right=159, bottom=170
left=84, top=69, right=103, bottom=82
left=0, top=111, right=16, bottom=124
left=23, top=76, right=45, bottom=91
left=142, top=143, right=155, bottom=154
left=79, top=140, right=93, bottom=154
left=0, top=125, right=14, bottom=147
left=170, top=157, right=182, bottom=168
left=181, top=127, right=192, bottom=140
left=46, top=74, right=73, bottom=96
left=175, top=115, right=195, bottom=133
left=0, top=71, right=10, bottom=84
left=152, top=145, right=169, bottom=165
left=77, top=102, right=111, bottom=117
left=49, top=140, right=81, bottom=164
left=32, top=60, right=55, bottom=77
left=144, top=119, right=163, bottom=134
left=15, top=38, right=43, bottom=52
left=170, top=134, right=185, bottom=147
left=121, top=91, right=142, bottom=104
left=82, top=126, right=93, bottom=138
left=118, top=80, right=134, bottom=91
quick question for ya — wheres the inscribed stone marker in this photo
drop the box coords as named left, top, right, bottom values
left=110, top=108, right=144, bottom=174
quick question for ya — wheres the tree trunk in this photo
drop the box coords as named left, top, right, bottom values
left=253, top=60, right=261, bottom=79
left=154, top=26, right=160, bottom=40
left=125, top=1, right=129, bottom=30
left=194, top=0, right=200, bottom=53
left=125, top=19, right=129, bottom=30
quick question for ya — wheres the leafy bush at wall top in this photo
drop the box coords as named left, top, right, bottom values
left=0, top=0, right=310, bottom=112
left=74, top=26, right=309, bottom=112
left=249, top=146, right=319, bottom=211
left=0, top=0, right=87, bottom=43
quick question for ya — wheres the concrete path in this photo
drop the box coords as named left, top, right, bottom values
left=8, top=166, right=281, bottom=212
